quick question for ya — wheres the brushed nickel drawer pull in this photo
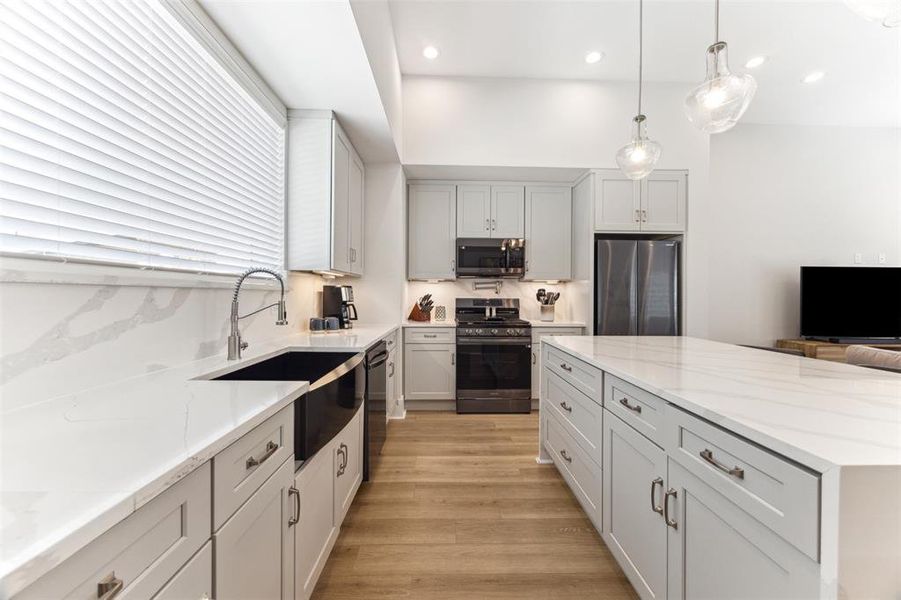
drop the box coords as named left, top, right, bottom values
left=560, top=363, right=572, bottom=372
left=664, top=488, right=678, bottom=529
left=424, top=334, right=437, bottom=338
left=98, top=572, right=124, bottom=599
left=245, top=440, right=279, bottom=470
left=288, top=486, right=300, bottom=526
left=650, top=477, right=664, bottom=515
left=559, top=401, right=573, bottom=413
left=532, top=352, right=536, bottom=365
left=619, top=397, right=642, bottom=414
left=700, top=449, right=745, bottom=479
left=559, top=449, right=573, bottom=463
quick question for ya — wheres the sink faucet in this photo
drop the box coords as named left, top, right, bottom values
left=228, top=267, right=288, bottom=360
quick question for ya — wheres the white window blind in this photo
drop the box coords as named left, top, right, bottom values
left=0, top=0, right=286, bottom=275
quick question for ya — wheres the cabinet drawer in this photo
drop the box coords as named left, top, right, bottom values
left=213, top=404, right=294, bottom=530
left=16, top=463, right=211, bottom=600
left=404, top=327, right=455, bottom=344
left=383, top=329, right=399, bottom=351
left=666, top=406, right=820, bottom=561
left=152, top=541, right=212, bottom=600
left=544, top=370, right=603, bottom=466
left=605, top=374, right=666, bottom=448
left=544, top=345, right=603, bottom=400
left=544, top=406, right=602, bottom=529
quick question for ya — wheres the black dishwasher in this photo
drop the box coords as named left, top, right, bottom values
left=364, top=341, right=389, bottom=480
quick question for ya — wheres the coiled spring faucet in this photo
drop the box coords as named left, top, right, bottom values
left=228, top=267, right=288, bottom=360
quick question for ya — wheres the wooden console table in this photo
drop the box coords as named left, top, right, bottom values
left=776, top=339, right=901, bottom=362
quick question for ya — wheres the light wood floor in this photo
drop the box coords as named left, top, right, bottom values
left=311, top=411, right=638, bottom=600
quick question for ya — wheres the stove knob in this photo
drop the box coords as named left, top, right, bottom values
left=506, top=328, right=514, bottom=336
left=491, top=328, right=498, bottom=335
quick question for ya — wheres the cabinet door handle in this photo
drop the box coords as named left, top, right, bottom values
left=619, top=397, right=642, bottom=414
left=288, top=486, right=300, bottom=527
left=559, top=401, right=572, bottom=413
left=340, top=442, right=349, bottom=473
left=650, top=477, right=664, bottom=515
left=491, top=218, right=496, bottom=230
left=634, top=208, right=640, bottom=223
left=97, top=572, right=124, bottom=600
left=389, top=361, right=395, bottom=377
left=485, top=218, right=490, bottom=230
left=559, top=363, right=572, bottom=372
left=664, top=488, right=678, bottom=529
left=700, top=449, right=745, bottom=479
left=532, top=351, right=536, bottom=365
left=245, top=440, right=279, bottom=470
left=451, top=352, right=455, bottom=365
left=451, top=259, right=455, bottom=272
left=336, top=446, right=346, bottom=477
left=559, top=449, right=573, bottom=463
left=641, top=209, right=648, bottom=222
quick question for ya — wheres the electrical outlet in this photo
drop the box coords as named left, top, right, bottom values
left=878, top=253, right=887, bottom=264
left=854, top=253, right=863, bottom=264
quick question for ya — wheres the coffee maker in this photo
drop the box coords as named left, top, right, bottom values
left=322, top=285, right=358, bottom=329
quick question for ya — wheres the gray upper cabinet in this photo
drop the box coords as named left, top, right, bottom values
left=490, top=185, right=525, bottom=238
left=593, top=169, right=686, bottom=233
left=408, top=184, right=456, bottom=280
left=456, top=184, right=524, bottom=239
left=524, top=185, right=572, bottom=281
left=286, top=111, right=364, bottom=275
left=456, top=184, right=492, bottom=237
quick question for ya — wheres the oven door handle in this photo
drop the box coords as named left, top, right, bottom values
left=456, top=338, right=532, bottom=346
left=367, top=351, right=389, bottom=368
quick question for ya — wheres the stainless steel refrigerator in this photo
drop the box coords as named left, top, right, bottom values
left=595, top=239, right=681, bottom=335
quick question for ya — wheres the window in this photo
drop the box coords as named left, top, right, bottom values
left=1, top=0, right=286, bottom=276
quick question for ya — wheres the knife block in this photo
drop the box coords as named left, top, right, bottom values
left=408, top=303, right=431, bottom=322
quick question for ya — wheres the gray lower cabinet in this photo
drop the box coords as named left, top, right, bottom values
left=404, top=328, right=456, bottom=401
left=404, top=344, right=455, bottom=400
left=214, top=457, right=295, bottom=600
left=665, top=458, right=820, bottom=600
left=152, top=542, right=212, bottom=600
left=294, top=440, right=338, bottom=600
left=602, top=411, right=667, bottom=600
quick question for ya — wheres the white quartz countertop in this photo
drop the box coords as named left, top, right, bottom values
left=528, top=320, right=586, bottom=328
left=543, top=336, right=901, bottom=471
left=0, top=324, right=397, bottom=596
left=402, top=320, right=455, bottom=327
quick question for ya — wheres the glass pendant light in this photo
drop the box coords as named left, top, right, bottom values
left=844, top=0, right=901, bottom=27
left=684, top=0, right=757, bottom=134
left=616, top=0, right=661, bottom=180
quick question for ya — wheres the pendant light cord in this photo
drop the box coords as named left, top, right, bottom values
left=637, top=0, right=643, bottom=115
left=715, top=0, right=720, bottom=43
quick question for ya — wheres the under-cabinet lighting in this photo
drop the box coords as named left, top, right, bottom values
left=801, top=70, right=825, bottom=84
left=585, top=51, right=604, bottom=64
left=423, top=46, right=439, bottom=60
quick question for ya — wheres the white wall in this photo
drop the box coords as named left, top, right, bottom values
left=352, top=162, right=407, bottom=324
left=0, top=264, right=326, bottom=409
left=350, top=0, right=404, bottom=159
left=403, top=75, right=712, bottom=336
left=707, top=124, right=901, bottom=345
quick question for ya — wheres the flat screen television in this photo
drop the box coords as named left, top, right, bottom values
left=800, top=266, right=901, bottom=341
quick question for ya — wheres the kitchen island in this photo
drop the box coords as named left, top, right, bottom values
left=539, top=335, right=901, bottom=600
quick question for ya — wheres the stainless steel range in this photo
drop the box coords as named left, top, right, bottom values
left=455, top=298, right=532, bottom=414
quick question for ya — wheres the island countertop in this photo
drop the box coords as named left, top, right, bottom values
left=0, top=324, right=398, bottom=597
left=542, top=336, right=901, bottom=471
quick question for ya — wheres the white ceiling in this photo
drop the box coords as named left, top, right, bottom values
left=199, top=0, right=399, bottom=162
left=389, top=0, right=901, bottom=127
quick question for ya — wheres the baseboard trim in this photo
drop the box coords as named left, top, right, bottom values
left=535, top=457, right=554, bottom=465
left=388, top=410, right=407, bottom=420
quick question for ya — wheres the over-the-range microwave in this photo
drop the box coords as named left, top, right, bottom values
left=455, top=238, right=525, bottom=278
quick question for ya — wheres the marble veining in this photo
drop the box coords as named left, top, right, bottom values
left=0, top=324, right=397, bottom=597
left=543, top=336, right=901, bottom=470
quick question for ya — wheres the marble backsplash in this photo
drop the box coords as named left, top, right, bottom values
left=0, top=271, right=325, bottom=411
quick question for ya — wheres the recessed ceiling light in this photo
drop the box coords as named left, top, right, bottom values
left=801, top=70, right=825, bottom=84
left=585, top=51, right=604, bottom=64
left=423, top=46, right=439, bottom=60
left=744, top=55, right=768, bottom=69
